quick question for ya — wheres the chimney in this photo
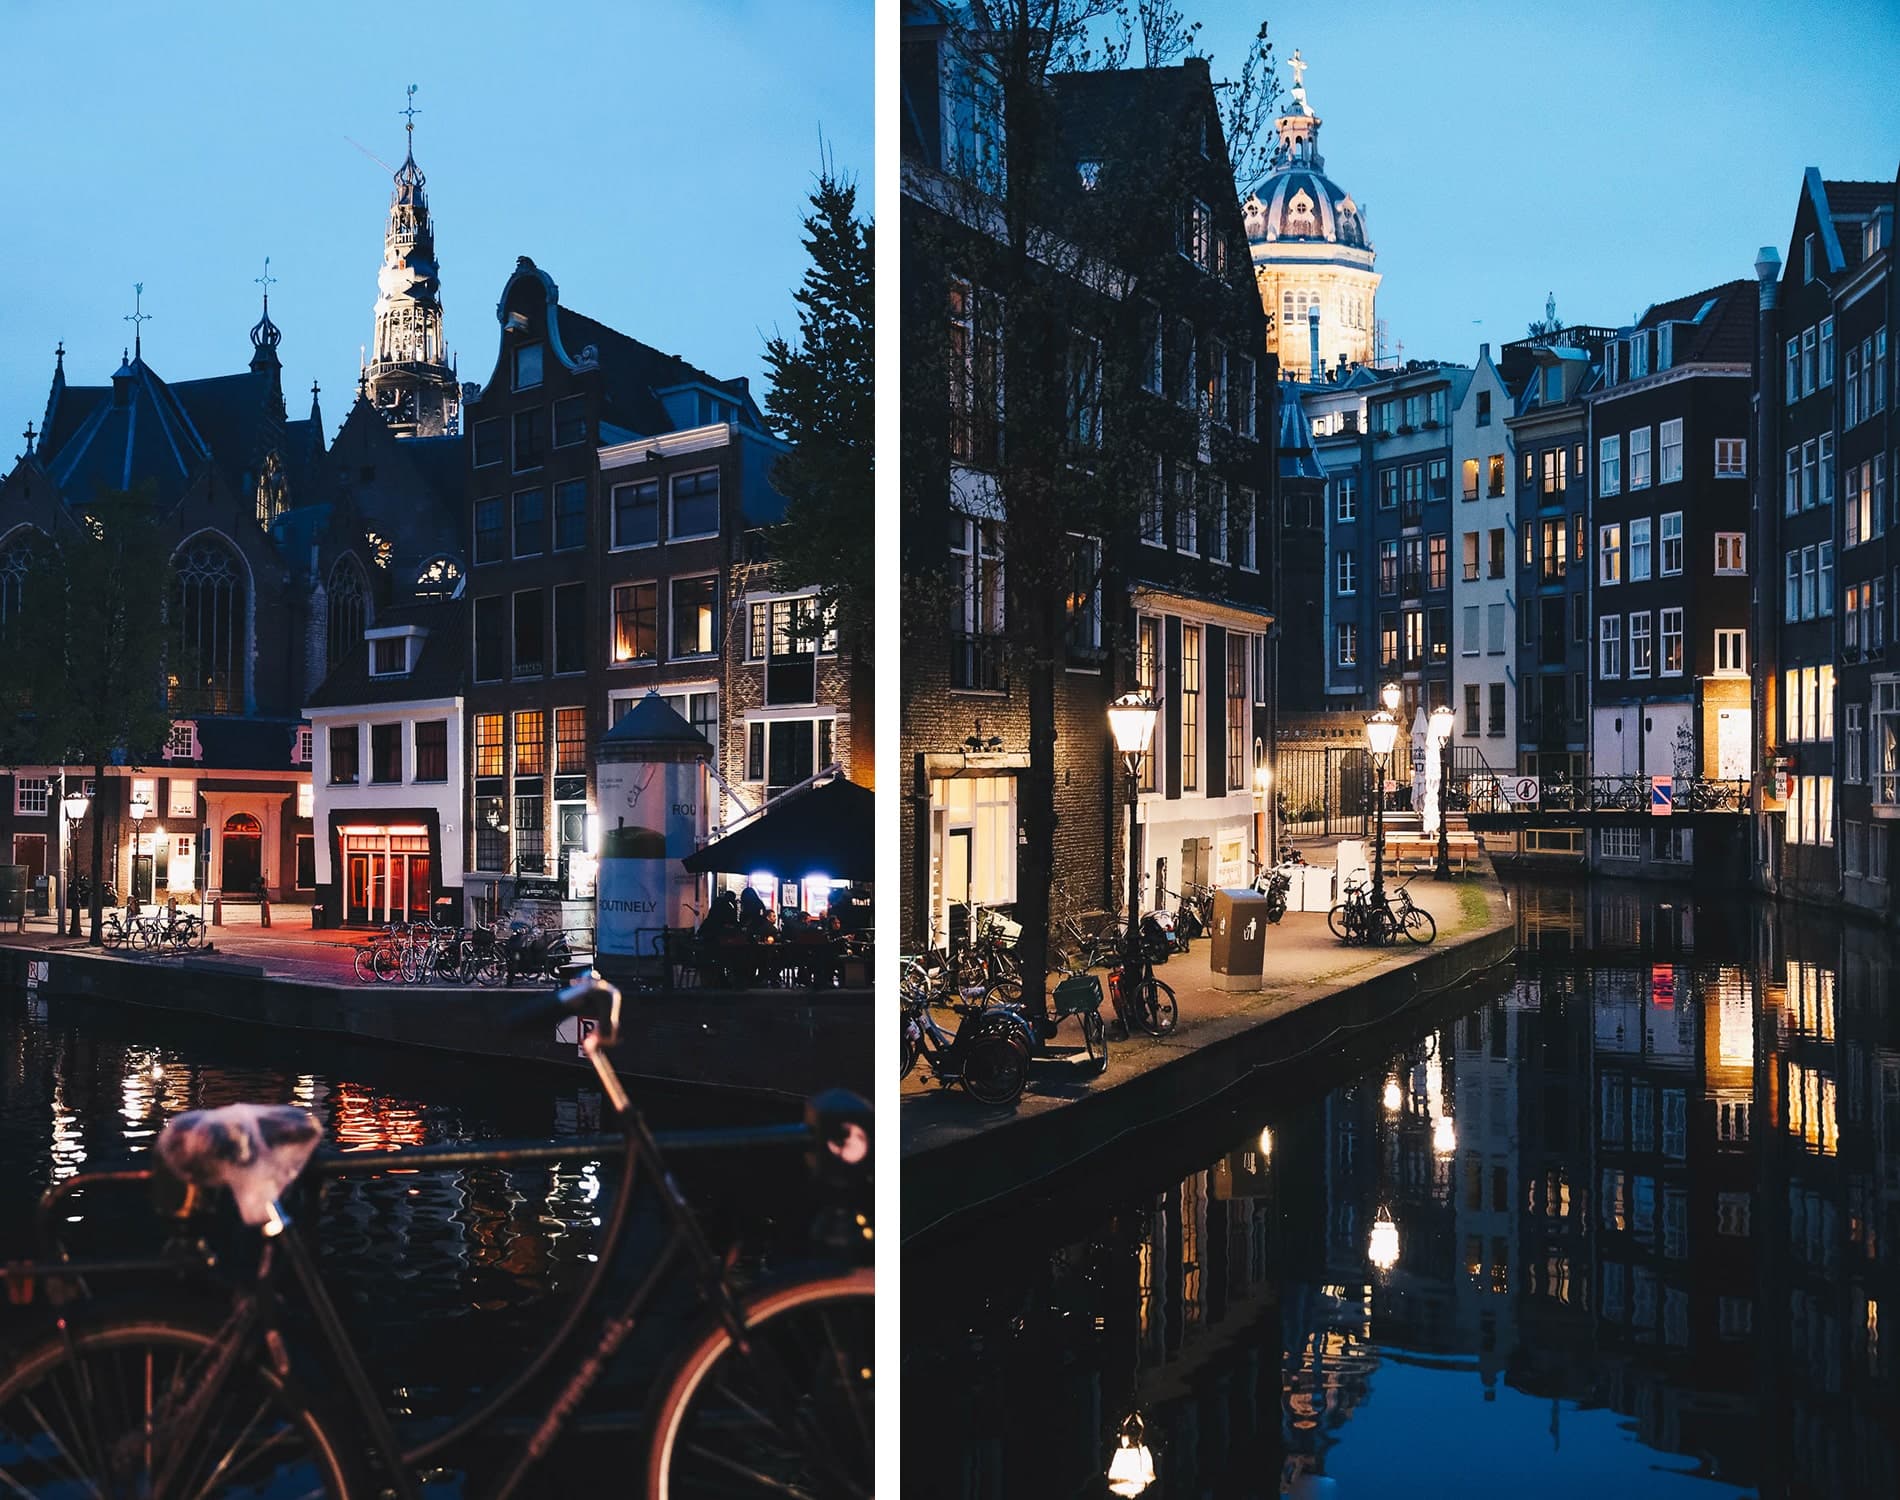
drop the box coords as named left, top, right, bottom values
left=1754, top=246, right=1781, bottom=311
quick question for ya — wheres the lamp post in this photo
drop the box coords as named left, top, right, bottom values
left=1364, top=709, right=1398, bottom=915
left=1381, top=680, right=1401, bottom=715
left=128, top=788, right=152, bottom=915
left=1253, top=762, right=1272, bottom=871
left=61, top=789, right=88, bottom=939
left=1108, top=691, right=1160, bottom=981
left=1429, top=701, right=1455, bottom=880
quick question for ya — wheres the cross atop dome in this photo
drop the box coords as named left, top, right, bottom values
left=1288, top=48, right=1307, bottom=94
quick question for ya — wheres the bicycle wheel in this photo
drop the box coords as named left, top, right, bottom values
left=0, top=1313, right=358, bottom=1498
left=959, top=1032, right=1028, bottom=1104
left=1136, top=976, right=1178, bottom=1036
left=645, top=1269, right=874, bottom=1500
left=372, top=944, right=403, bottom=983
left=1327, top=903, right=1353, bottom=942
left=1081, top=1008, right=1109, bottom=1074
left=1402, top=905, right=1437, bottom=945
left=353, top=946, right=377, bottom=983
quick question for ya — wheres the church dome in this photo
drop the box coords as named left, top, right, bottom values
left=1244, top=167, right=1369, bottom=250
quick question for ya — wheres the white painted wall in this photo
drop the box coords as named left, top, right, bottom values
left=1451, top=350, right=1515, bottom=770
left=305, top=697, right=464, bottom=886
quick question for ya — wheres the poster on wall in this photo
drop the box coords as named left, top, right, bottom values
left=594, top=760, right=704, bottom=957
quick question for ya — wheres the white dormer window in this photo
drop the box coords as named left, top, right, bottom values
left=162, top=720, right=200, bottom=762
left=1657, top=323, right=1672, bottom=371
left=1631, top=334, right=1649, bottom=379
left=366, top=625, right=427, bottom=678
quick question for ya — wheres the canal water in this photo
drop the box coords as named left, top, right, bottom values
left=0, top=989, right=833, bottom=1481
left=903, top=879, right=1900, bottom=1499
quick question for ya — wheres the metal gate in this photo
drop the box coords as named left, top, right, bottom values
left=1276, top=746, right=1372, bottom=841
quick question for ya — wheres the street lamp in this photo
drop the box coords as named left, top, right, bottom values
left=61, top=789, right=88, bottom=939
left=1381, top=680, right=1401, bottom=714
left=1429, top=701, right=1455, bottom=880
left=1108, top=691, right=1160, bottom=988
left=128, top=788, right=152, bottom=915
left=1368, top=1207, right=1400, bottom=1274
left=1364, top=709, right=1399, bottom=916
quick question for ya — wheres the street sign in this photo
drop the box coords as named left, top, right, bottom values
left=1507, top=776, right=1540, bottom=805
left=1651, top=776, right=1673, bottom=816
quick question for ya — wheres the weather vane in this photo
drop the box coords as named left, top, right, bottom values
left=257, top=256, right=276, bottom=298
left=124, top=283, right=152, bottom=357
left=401, top=83, right=421, bottom=139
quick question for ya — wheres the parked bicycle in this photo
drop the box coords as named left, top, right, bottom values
left=1328, top=875, right=1436, bottom=946
left=0, top=970, right=873, bottom=1499
left=900, top=954, right=1034, bottom=1103
left=1108, top=944, right=1178, bottom=1038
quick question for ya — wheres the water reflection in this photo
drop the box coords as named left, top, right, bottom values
left=0, top=992, right=810, bottom=1442
left=904, top=880, right=1900, bottom=1499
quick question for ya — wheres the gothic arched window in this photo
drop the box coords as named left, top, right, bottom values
left=172, top=536, right=247, bottom=714
left=414, top=554, right=463, bottom=601
left=0, top=528, right=48, bottom=633
left=327, top=556, right=369, bottom=670
left=254, top=451, right=289, bottom=528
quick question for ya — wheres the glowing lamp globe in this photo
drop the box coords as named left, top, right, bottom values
left=1107, top=1415, right=1157, bottom=1497
left=1365, top=711, right=1399, bottom=759
left=1433, top=1116, right=1457, bottom=1156
left=1368, top=1210, right=1400, bottom=1273
left=1381, top=681, right=1401, bottom=712
left=1107, top=693, right=1160, bottom=758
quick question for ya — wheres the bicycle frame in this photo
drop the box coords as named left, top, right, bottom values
left=20, top=1110, right=832, bottom=1500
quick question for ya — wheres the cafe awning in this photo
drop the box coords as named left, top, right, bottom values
left=682, top=776, right=873, bottom=882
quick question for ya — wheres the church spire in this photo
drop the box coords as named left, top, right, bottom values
left=365, top=84, right=458, bottom=437
left=250, top=256, right=282, bottom=371
left=1275, top=49, right=1324, bottom=171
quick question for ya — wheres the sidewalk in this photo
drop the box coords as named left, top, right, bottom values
left=9, top=909, right=373, bottom=986
left=902, top=870, right=1515, bottom=1176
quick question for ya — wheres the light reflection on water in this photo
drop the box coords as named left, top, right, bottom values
left=902, top=880, right=1900, bottom=1500
left=0, top=991, right=807, bottom=1432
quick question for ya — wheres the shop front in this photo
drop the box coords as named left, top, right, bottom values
left=330, top=817, right=443, bottom=925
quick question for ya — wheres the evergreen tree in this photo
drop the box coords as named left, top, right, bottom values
left=763, top=168, right=875, bottom=729
left=0, top=488, right=176, bottom=942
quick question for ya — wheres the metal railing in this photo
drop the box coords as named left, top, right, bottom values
left=1452, top=772, right=1750, bottom=819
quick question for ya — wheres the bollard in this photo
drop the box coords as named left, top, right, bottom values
left=213, top=896, right=223, bottom=926
left=260, top=895, right=271, bottom=929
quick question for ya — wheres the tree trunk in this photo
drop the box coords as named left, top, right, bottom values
left=88, top=762, right=105, bottom=945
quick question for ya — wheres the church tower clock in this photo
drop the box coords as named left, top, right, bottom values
left=364, top=86, right=459, bottom=437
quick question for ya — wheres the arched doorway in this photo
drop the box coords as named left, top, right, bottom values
left=221, top=812, right=263, bottom=897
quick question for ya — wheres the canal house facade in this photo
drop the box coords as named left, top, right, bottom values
left=1754, top=170, right=1899, bottom=915
left=459, top=256, right=809, bottom=911
left=899, top=11, right=1276, bottom=949
left=1586, top=280, right=1756, bottom=877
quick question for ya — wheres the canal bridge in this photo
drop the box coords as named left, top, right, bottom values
left=1453, top=772, right=1751, bottom=829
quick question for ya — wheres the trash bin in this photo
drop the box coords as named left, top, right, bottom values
left=1208, top=888, right=1270, bottom=993
left=30, top=877, right=49, bottom=916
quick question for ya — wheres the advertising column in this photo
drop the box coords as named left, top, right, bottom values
left=594, top=693, right=711, bottom=963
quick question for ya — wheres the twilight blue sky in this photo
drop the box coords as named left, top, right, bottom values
left=1197, top=0, right=1898, bottom=363
left=0, top=1, right=872, bottom=457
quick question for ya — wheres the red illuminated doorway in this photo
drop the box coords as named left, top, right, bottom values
left=221, top=813, right=262, bottom=896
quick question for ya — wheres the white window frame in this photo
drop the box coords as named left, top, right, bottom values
left=1659, top=417, right=1683, bottom=484
left=1629, top=427, right=1652, bottom=490
left=1334, top=475, right=1357, bottom=523
left=1714, top=628, right=1746, bottom=676
left=1714, top=532, right=1746, bottom=575
left=1629, top=516, right=1652, bottom=581
left=1660, top=607, right=1684, bottom=677
left=1336, top=550, right=1357, bottom=595
left=1599, top=434, right=1621, bottom=496
left=1599, top=614, right=1622, bottom=679
left=1660, top=511, right=1684, bottom=575
left=1714, top=438, right=1746, bottom=478
left=1599, top=523, right=1622, bottom=586
left=1628, top=611, right=1652, bottom=678
left=12, top=776, right=49, bottom=816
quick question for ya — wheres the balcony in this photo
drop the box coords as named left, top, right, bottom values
left=951, top=632, right=1007, bottom=693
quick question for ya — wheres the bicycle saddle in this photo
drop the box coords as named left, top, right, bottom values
left=156, top=1104, right=323, bottom=1226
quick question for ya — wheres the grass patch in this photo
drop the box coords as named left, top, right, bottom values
left=1454, top=883, right=1490, bottom=931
